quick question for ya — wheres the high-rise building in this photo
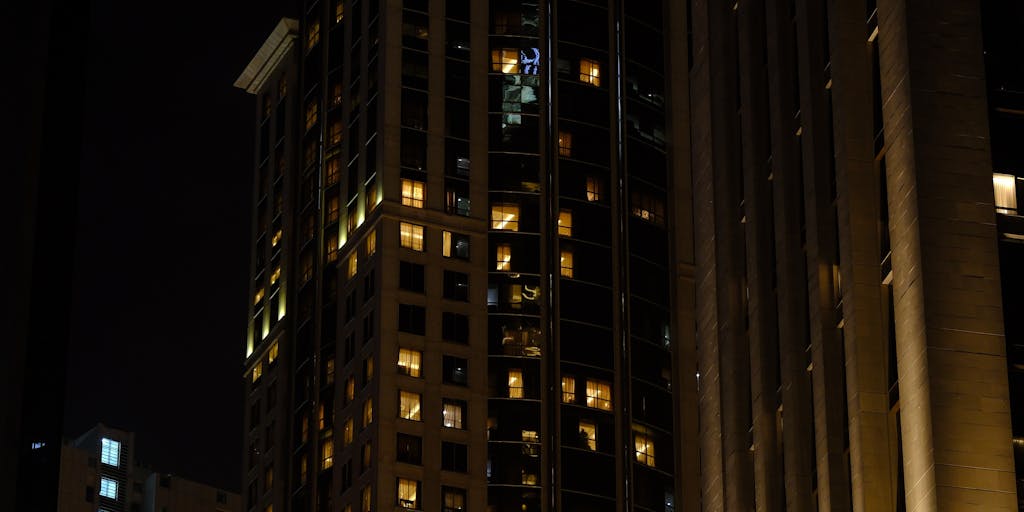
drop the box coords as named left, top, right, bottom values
left=236, top=2, right=1023, bottom=511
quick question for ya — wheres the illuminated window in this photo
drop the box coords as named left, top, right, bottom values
left=348, top=254, right=358, bottom=278
left=362, top=441, right=373, bottom=470
left=365, top=356, right=375, bottom=383
left=99, top=477, right=117, bottom=499
left=558, top=210, right=572, bottom=236
left=318, top=403, right=327, bottom=430
left=327, top=196, right=340, bottom=224
left=305, top=100, right=319, bottom=131
left=361, top=485, right=372, bottom=512
left=442, top=487, right=466, bottom=512
left=558, top=131, right=572, bottom=157
left=252, top=361, right=263, bottom=383
left=491, top=48, right=519, bottom=73
left=508, top=369, right=524, bottom=398
left=363, top=398, right=374, bottom=427
left=326, top=234, right=339, bottom=263
left=579, top=58, right=601, bottom=86
left=634, top=427, right=655, bottom=466
left=254, top=288, right=265, bottom=305
left=366, top=229, right=377, bottom=256
left=265, top=464, right=274, bottom=489
left=490, top=204, right=520, bottom=231
left=399, top=391, right=422, bottom=421
left=442, top=230, right=471, bottom=259
left=326, top=358, right=335, bottom=385
left=397, top=348, right=422, bottom=377
left=579, top=421, right=597, bottom=450
left=397, top=478, right=420, bottom=510
left=100, top=438, right=120, bottom=467
left=268, top=342, right=279, bottom=364
left=521, top=470, right=538, bottom=486
left=331, top=82, right=343, bottom=106
left=561, top=376, right=576, bottom=403
left=306, top=19, right=320, bottom=50
left=401, top=179, right=425, bottom=208
left=271, top=228, right=283, bottom=247
left=560, top=249, right=574, bottom=278
left=270, top=266, right=281, bottom=285
left=994, top=173, right=1018, bottom=214
left=335, top=1, right=344, bottom=23
left=586, top=380, right=612, bottom=411
left=586, top=176, right=603, bottom=202
left=346, top=377, right=356, bottom=402
left=442, top=399, right=465, bottom=429
left=400, top=222, right=425, bottom=251
left=496, top=244, right=511, bottom=271
left=320, top=436, right=334, bottom=469
left=329, top=121, right=343, bottom=146
left=343, top=419, right=354, bottom=446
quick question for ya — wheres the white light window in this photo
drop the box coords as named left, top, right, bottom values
left=496, top=244, right=511, bottom=271
left=401, top=179, right=425, bottom=208
left=400, top=391, right=422, bottom=421
left=397, top=348, right=422, bottom=378
left=99, top=477, right=118, bottom=499
left=490, top=204, right=520, bottom=231
left=994, top=173, right=1018, bottom=214
left=400, top=222, right=425, bottom=251
left=586, top=379, right=612, bottom=411
left=558, top=210, right=572, bottom=237
left=100, top=438, right=120, bottom=467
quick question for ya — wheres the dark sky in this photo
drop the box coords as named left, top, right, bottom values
left=65, top=0, right=295, bottom=492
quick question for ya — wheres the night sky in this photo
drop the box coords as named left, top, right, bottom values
left=64, top=1, right=295, bottom=492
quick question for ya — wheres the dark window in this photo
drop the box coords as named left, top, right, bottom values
left=443, top=270, right=469, bottom=301
left=363, top=270, right=376, bottom=301
left=442, top=312, right=469, bottom=344
left=346, top=291, right=357, bottom=322
left=363, top=312, right=375, bottom=344
left=399, top=261, right=425, bottom=292
left=442, top=231, right=470, bottom=260
left=345, top=333, right=356, bottom=363
left=396, top=433, right=423, bottom=465
left=442, top=486, right=467, bottom=512
left=341, top=461, right=353, bottom=491
left=398, top=304, right=426, bottom=335
left=443, top=356, right=468, bottom=386
left=85, top=486, right=94, bottom=503
left=441, top=442, right=468, bottom=472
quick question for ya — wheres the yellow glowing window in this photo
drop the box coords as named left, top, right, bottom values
left=252, top=361, right=263, bottom=383
left=522, top=429, right=539, bottom=442
left=443, top=401, right=464, bottom=429
left=491, top=48, right=519, bottom=73
left=491, top=203, right=520, bottom=231
left=521, top=470, right=538, bottom=486
left=348, top=254, right=358, bottom=278
left=634, top=427, right=655, bottom=466
left=508, top=284, right=523, bottom=309
left=558, top=131, right=572, bottom=157
left=299, top=455, right=308, bottom=484
left=560, top=249, right=574, bottom=278
left=254, top=288, right=265, bottom=305
left=307, top=19, right=320, bottom=50
left=305, top=100, right=319, bottom=131
left=329, top=121, right=343, bottom=145
left=343, top=418, right=354, bottom=446
left=397, top=348, right=422, bottom=377
left=325, top=159, right=341, bottom=185
left=579, top=58, right=601, bottom=86
left=320, top=436, right=334, bottom=469
left=579, top=421, right=597, bottom=450
left=363, top=398, right=373, bottom=427
left=326, top=358, right=335, bottom=385
left=327, top=196, right=340, bottom=223
left=401, top=179, right=425, bottom=208
left=398, top=478, right=419, bottom=509
left=265, top=505, right=273, bottom=512
left=399, top=222, right=425, bottom=251
left=561, top=376, right=576, bottom=403
left=361, top=485, right=372, bottom=512
left=270, top=266, right=281, bottom=285
left=266, top=464, right=274, bottom=489
left=365, top=356, right=375, bottom=381
left=268, top=342, right=279, bottom=364
left=496, top=244, right=512, bottom=271
left=318, top=403, right=326, bottom=430
left=271, top=229, right=283, bottom=247
left=326, top=234, right=339, bottom=263
left=586, top=380, right=612, bottom=411
left=366, top=229, right=377, bottom=256
left=586, top=176, right=603, bottom=202
left=346, top=377, right=356, bottom=402
left=558, top=210, right=572, bottom=236
left=994, top=173, right=1018, bottom=214
left=399, top=391, right=422, bottom=421
left=335, top=1, right=344, bottom=23
left=508, top=369, right=524, bottom=398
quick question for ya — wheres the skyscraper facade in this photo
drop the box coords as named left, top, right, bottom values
left=236, top=1, right=1022, bottom=511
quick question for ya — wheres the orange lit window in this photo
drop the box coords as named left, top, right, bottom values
left=399, top=391, right=422, bottom=421
left=348, top=254, right=358, bottom=278
left=335, top=1, right=345, bottom=23
left=558, top=210, right=572, bottom=236
left=558, top=131, right=572, bottom=157
left=398, top=478, right=420, bottom=510
left=252, top=361, right=263, bottom=383
left=490, top=204, right=520, bottom=231
left=579, top=58, right=600, bottom=86
left=331, top=83, right=343, bottom=106
left=496, top=244, right=511, bottom=271
left=361, top=486, right=372, bottom=512
left=586, top=176, right=603, bottom=202
left=491, top=48, right=519, bottom=73
left=508, top=369, right=524, bottom=398
left=325, top=159, right=341, bottom=186
left=397, top=348, right=422, bottom=377
left=399, top=222, right=425, bottom=251
left=579, top=421, right=596, bottom=450
left=560, top=249, right=574, bottom=278
left=254, top=288, right=265, bottom=305
left=268, top=342, right=279, bottom=364
left=270, top=266, right=281, bottom=285
left=271, top=229, right=283, bottom=247
left=634, top=426, right=655, bottom=466
left=320, top=436, right=334, bottom=469
left=307, top=19, right=321, bottom=50
left=345, top=377, right=356, bottom=402
left=325, top=358, right=335, bottom=385
left=305, top=100, right=319, bottom=131
left=362, top=398, right=373, bottom=427
left=586, top=380, right=612, bottom=411
left=343, top=418, right=354, bottom=446
left=561, top=376, right=576, bottom=403
left=366, top=229, right=377, bottom=256
left=329, top=121, right=343, bottom=146
left=401, top=179, right=425, bottom=208
left=326, top=234, right=339, bottom=263
left=326, top=196, right=340, bottom=224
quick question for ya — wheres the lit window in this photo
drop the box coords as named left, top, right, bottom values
left=326, top=234, right=339, bottom=263
left=397, top=348, right=422, bottom=377
left=400, top=222, right=425, bottom=251
left=365, top=356, right=375, bottom=382
left=361, top=485, right=372, bottom=512
left=271, top=229, right=283, bottom=247
left=331, top=82, right=343, bottom=106
left=586, top=176, right=603, bottom=202
left=268, top=342, right=279, bottom=364
left=994, top=173, right=1018, bottom=214
left=270, top=266, right=281, bottom=285
left=318, top=403, right=326, bottom=430
left=442, top=400, right=465, bottom=429
left=366, top=229, right=377, bottom=256
left=442, top=230, right=471, bottom=259
left=521, top=470, right=538, bottom=486
left=363, top=398, right=374, bottom=427
left=491, top=48, right=519, bottom=73
left=579, top=58, right=601, bottom=86
left=100, top=438, right=120, bottom=467
left=397, top=478, right=420, bottom=510
left=561, top=376, right=576, bottom=403
left=346, top=377, right=356, bottom=402
left=265, top=464, right=274, bottom=489
left=496, top=244, right=511, bottom=271
left=348, top=254, right=358, bottom=278
left=252, top=361, right=263, bottom=383
left=558, top=210, right=572, bottom=236
left=329, top=121, right=343, bottom=146
left=579, top=421, right=597, bottom=450
left=327, top=196, right=340, bottom=223
left=522, top=430, right=539, bottom=442
left=399, top=391, right=422, bottom=421
left=490, top=204, right=520, bottom=231
left=321, top=436, right=334, bottom=469
left=99, top=477, right=117, bottom=499
left=307, top=19, right=320, bottom=50
left=558, top=131, right=572, bottom=157
left=254, top=288, right=265, bottom=306
left=442, top=487, right=466, bottom=512
left=326, top=358, right=335, bottom=385
left=508, top=369, right=524, bottom=398
left=335, top=1, right=344, bottom=23
left=586, top=380, right=612, bottom=411
left=401, top=179, right=425, bottom=208
left=634, top=427, right=655, bottom=466
left=343, top=419, right=354, bottom=447
left=305, top=100, right=319, bottom=131
left=560, top=249, right=574, bottom=278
